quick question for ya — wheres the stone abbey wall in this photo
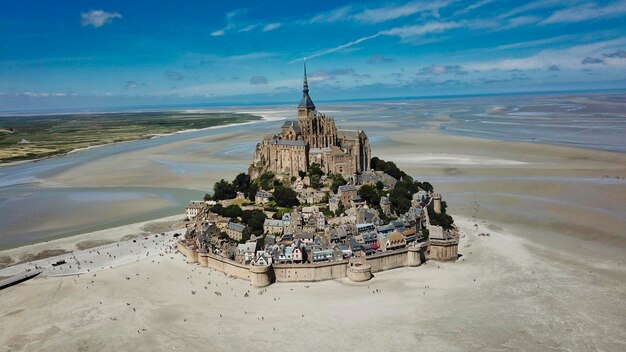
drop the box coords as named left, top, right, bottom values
left=178, top=241, right=437, bottom=287
left=428, top=239, right=459, bottom=261
left=273, top=260, right=348, bottom=282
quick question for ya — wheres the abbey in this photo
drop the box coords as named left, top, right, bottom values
left=249, top=64, right=371, bottom=180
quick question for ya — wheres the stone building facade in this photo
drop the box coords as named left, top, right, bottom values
left=249, top=63, right=371, bottom=179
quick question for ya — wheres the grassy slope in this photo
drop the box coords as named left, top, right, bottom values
left=0, top=112, right=261, bottom=163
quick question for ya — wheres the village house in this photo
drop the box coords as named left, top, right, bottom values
left=225, top=221, right=249, bottom=242
left=297, top=188, right=325, bottom=204
left=294, top=232, right=315, bottom=245
left=235, top=241, right=258, bottom=264
left=380, top=196, right=392, bottom=216
left=312, top=248, right=335, bottom=262
left=292, top=245, right=304, bottom=263
left=350, top=195, right=366, bottom=209
left=337, top=184, right=357, bottom=208
left=356, top=223, right=375, bottom=234
left=348, top=238, right=363, bottom=255
left=328, top=196, right=340, bottom=213
left=255, top=191, right=273, bottom=206
left=357, top=170, right=398, bottom=189
left=377, top=231, right=407, bottom=251
left=329, top=224, right=351, bottom=244
left=186, top=201, right=204, bottom=220
left=254, top=251, right=272, bottom=266
left=263, top=219, right=285, bottom=235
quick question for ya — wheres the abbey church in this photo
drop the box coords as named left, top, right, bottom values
left=249, top=64, right=371, bottom=180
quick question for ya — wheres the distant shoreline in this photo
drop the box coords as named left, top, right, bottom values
left=1, top=87, right=624, bottom=117
left=0, top=113, right=270, bottom=168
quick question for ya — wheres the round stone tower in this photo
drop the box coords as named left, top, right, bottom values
left=433, top=194, right=442, bottom=214
left=347, top=257, right=372, bottom=282
left=250, top=264, right=273, bottom=287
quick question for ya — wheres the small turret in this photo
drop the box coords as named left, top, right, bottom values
left=433, top=194, right=442, bottom=214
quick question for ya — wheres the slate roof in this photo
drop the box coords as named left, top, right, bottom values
left=338, top=184, right=357, bottom=193
left=227, top=222, right=246, bottom=232
left=282, top=120, right=301, bottom=133
left=272, top=139, right=306, bottom=146
left=264, top=219, right=283, bottom=227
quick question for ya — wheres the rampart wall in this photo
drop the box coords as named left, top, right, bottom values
left=178, top=241, right=435, bottom=287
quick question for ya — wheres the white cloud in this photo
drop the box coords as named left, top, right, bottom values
left=210, top=8, right=249, bottom=36
left=80, top=10, right=122, bottom=28
left=379, top=21, right=461, bottom=39
left=124, top=81, right=139, bottom=89
left=353, top=0, right=450, bottom=23
left=301, top=33, right=381, bottom=62
left=298, top=20, right=461, bottom=62
left=238, top=24, right=258, bottom=32
left=494, top=35, right=573, bottom=50
left=307, top=1, right=451, bottom=25
left=465, top=38, right=626, bottom=71
left=454, top=0, right=498, bottom=15
left=498, top=0, right=568, bottom=20
left=262, top=23, right=282, bottom=32
left=542, top=0, right=626, bottom=24
left=309, top=6, right=353, bottom=24
left=250, top=76, right=268, bottom=85
left=418, top=65, right=468, bottom=75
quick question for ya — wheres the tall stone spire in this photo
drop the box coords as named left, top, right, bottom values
left=303, top=60, right=309, bottom=92
left=298, top=59, right=316, bottom=112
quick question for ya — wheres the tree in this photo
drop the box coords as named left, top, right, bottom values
left=375, top=181, right=384, bottom=191
left=335, top=202, right=345, bottom=217
left=358, top=184, right=380, bottom=207
left=421, top=181, right=433, bottom=193
left=209, top=203, right=224, bottom=214
left=203, top=193, right=212, bottom=201
left=308, top=163, right=324, bottom=178
left=329, top=174, right=347, bottom=193
left=382, top=161, right=402, bottom=180
left=221, top=204, right=242, bottom=218
left=427, top=202, right=454, bottom=230
left=321, top=192, right=330, bottom=203
left=232, top=173, right=250, bottom=194
left=241, top=209, right=266, bottom=235
left=370, top=157, right=381, bottom=171
left=272, top=185, right=299, bottom=208
left=310, top=174, right=322, bottom=190
left=298, top=170, right=306, bottom=180
left=247, top=183, right=258, bottom=201
left=213, top=179, right=236, bottom=200
left=258, top=172, right=275, bottom=191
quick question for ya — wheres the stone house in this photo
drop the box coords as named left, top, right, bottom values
left=328, top=196, right=340, bottom=213
left=226, top=221, right=249, bottom=242
left=377, top=231, right=406, bottom=251
left=255, top=191, right=273, bottom=206
left=337, top=184, right=357, bottom=208
left=235, top=241, right=257, bottom=264
left=185, top=201, right=204, bottom=220
left=263, top=219, right=284, bottom=235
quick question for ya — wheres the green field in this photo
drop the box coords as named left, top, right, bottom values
left=0, top=111, right=261, bottom=163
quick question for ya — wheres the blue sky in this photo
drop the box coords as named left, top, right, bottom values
left=1, top=0, right=626, bottom=111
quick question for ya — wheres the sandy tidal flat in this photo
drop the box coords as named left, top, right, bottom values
left=1, top=216, right=624, bottom=351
